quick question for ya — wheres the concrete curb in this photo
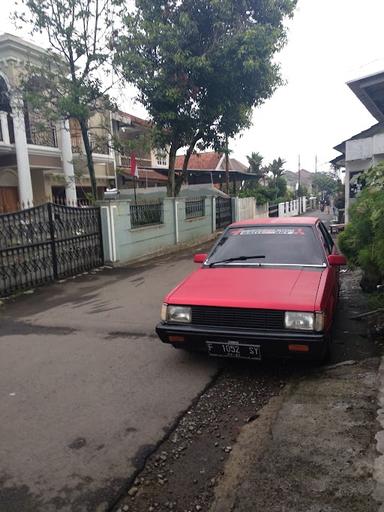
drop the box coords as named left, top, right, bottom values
left=209, top=385, right=292, bottom=512
left=105, top=232, right=219, bottom=268
left=374, top=356, right=384, bottom=511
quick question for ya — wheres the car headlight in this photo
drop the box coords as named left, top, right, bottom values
left=162, top=305, right=192, bottom=324
left=285, top=311, right=325, bottom=332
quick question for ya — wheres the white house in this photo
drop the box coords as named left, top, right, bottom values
left=332, top=70, right=384, bottom=222
left=0, top=33, right=170, bottom=213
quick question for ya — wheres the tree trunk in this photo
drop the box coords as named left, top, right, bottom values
left=79, top=118, right=97, bottom=201
left=175, top=132, right=201, bottom=196
left=167, top=143, right=178, bottom=197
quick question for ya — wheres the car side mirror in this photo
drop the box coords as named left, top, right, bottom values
left=328, top=254, right=347, bottom=266
left=194, top=253, right=208, bottom=264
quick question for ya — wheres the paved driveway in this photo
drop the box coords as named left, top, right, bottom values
left=0, top=243, right=218, bottom=511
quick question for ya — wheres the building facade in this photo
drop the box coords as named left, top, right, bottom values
left=0, top=33, right=170, bottom=213
left=332, top=70, right=384, bottom=222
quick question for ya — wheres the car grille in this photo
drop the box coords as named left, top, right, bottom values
left=191, top=306, right=285, bottom=330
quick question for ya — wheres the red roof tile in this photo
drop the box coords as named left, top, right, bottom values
left=175, top=152, right=222, bottom=170
left=120, top=168, right=168, bottom=182
left=138, top=169, right=168, bottom=182
left=175, top=152, right=248, bottom=172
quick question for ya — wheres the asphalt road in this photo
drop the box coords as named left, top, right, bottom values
left=0, top=242, right=219, bottom=512
left=0, top=210, right=377, bottom=512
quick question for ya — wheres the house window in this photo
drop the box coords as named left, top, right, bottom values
left=153, top=149, right=167, bottom=167
left=156, top=155, right=167, bottom=166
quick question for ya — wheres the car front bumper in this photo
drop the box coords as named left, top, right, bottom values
left=156, top=323, right=328, bottom=360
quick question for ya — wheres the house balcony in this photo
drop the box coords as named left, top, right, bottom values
left=71, top=134, right=110, bottom=155
left=0, top=115, right=58, bottom=151
left=119, top=154, right=152, bottom=169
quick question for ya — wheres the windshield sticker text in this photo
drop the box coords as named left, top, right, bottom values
left=232, top=228, right=305, bottom=236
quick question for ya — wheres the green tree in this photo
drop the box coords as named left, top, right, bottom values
left=115, top=0, right=297, bottom=196
left=268, top=157, right=286, bottom=180
left=339, top=163, right=384, bottom=291
left=266, top=157, right=286, bottom=198
left=14, top=0, right=124, bottom=200
left=312, top=172, right=339, bottom=196
left=247, top=152, right=266, bottom=183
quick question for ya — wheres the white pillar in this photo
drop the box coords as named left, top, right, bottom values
left=11, top=96, right=33, bottom=207
left=344, top=165, right=350, bottom=224
left=0, top=111, right=10, bottom=144
left=59, top=119, right=77, bottom=205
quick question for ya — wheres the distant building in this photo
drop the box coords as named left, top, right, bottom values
left=173, top=151, right=255, bottom=192
left=284, top=169, right=314, bottom=193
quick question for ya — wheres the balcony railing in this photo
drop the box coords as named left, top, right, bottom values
left=27, top=127, right=58, bottom=148
left=120, top=155, right=152, bottom=168
left=71, top=134, right=109, bottom=155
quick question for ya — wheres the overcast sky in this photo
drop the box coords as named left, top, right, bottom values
left=2, top=0, right=384, bottom=172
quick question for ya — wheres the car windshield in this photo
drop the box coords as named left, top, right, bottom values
left=207, top=226, right=326, bottom=267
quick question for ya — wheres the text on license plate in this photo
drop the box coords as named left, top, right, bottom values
left=206, top=341, right=261, bottom=360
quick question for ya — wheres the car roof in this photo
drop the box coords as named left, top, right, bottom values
left=230, top=217, right=319, bottom=227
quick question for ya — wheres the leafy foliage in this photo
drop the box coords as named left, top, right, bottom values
left=14, top=0, right=124, bottom=199
left=240, top=155, right=291, bottom=203
left=339, top=163, right=384, bottom=291
left=115, top=0, right=297, bottom=195
left=312, top=172, right=340, bottom=195
left=247, top=152, right=265, bottom=181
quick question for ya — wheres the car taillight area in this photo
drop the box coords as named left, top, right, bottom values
left=190, top=306, right=285, bottom=330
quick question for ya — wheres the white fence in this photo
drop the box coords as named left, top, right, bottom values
left=278, top=197, right=307, bottom=217
left=233, top=197, right=306, bottom=222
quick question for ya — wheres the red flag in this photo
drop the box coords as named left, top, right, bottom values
left=130, top=153, right=139, bottom=178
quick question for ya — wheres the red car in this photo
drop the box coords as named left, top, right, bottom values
left=156, top=217, right=346, bottom=361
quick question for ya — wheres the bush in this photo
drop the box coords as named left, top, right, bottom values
left=339, top=163, right=384, bottom=291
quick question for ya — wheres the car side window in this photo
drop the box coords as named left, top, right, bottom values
left=316, top=223, right=331, bottom=255
left=319, top=222, right=334, bottom=253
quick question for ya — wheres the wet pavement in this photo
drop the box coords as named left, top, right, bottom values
left=0, top=209, right=380, bottom=512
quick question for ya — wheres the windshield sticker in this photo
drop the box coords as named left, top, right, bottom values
left=232, top=228, right=306, bottom=236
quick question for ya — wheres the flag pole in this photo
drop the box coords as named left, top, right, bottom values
left=134, top=175, right=137, bottom=205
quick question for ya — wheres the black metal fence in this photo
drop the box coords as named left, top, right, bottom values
left=216, top=196, right=232, bottom=229
left=0, top=203, right=103, bottom=297
left=185, top=197, right=205, bottom=219
left=130, top=201, right=163, bottom=228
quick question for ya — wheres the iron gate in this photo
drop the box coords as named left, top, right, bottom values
left=216, top=197, right=233, bottom=229
left=268, top=203, right=279, bottom=217
left=0, top=203, right=103, bottom=297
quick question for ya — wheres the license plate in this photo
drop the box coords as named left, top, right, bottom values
left=206, top=341, right=261, bottom=360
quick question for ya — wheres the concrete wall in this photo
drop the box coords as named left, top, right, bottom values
left=100, top=197, right=216, bottom=264
left=233, top=197, right=256, bottom=222
left=346, top=133, right=384, bottom=161
left=100, top=196, right=309, bottom=265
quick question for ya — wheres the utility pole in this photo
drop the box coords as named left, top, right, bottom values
left=297, top=154, right=301, bottom=193
left=298, top=154, right=301, bottom=214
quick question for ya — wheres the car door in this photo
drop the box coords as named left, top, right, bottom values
left=317, top=222, right=339, bottom=314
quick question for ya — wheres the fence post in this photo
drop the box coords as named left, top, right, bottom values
left=47, top=202, right=58, bottom=280
left=231, top=197, right=238, bottom=222
left=212, top=196, right=216, bottom=233
left=174, top=198, right=179, bottom=244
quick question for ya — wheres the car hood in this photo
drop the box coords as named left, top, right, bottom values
left=165, top=266, right=324, bottom=311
